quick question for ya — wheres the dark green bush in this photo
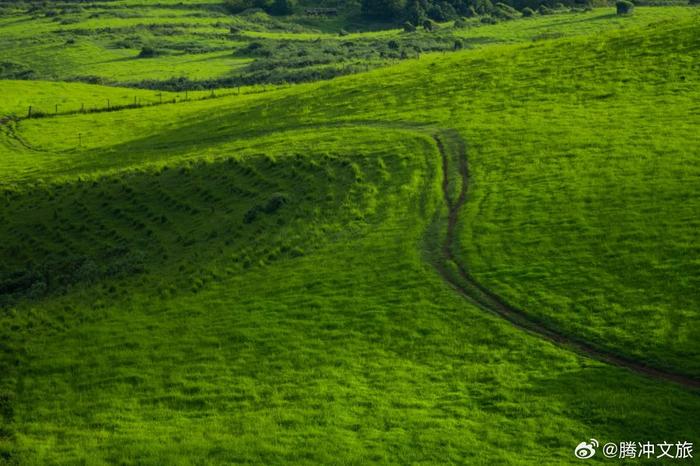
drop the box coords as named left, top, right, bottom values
left=224, top=0, right=254, bottom=13
left=403, top=21, right=416, bottom=32
left=427, top=4, right=446, bottom=20
left=521, top=6, right=535, bottom=16
left=270, top=0, right=294, bottom=15
left=361, top=0, right=405, bottom=19
left=473, top=0, right=494, bottom=15
left=405, top=0, right=426, bottom=25
left=493, top=2, right=519, bottom=19
left=616, top=0, right=634, bottom=14
left=440, top=2, right=459, bottom=20
left=453, top=17, right=468, bottom=28
left=138, top=46, right=158, bottom=58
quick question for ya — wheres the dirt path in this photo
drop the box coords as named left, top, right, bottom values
left=0, top=118, right=42, bottom=152
left=5, top=109, right=697, bottom=389
left=430, top=129, right=700, bottom=390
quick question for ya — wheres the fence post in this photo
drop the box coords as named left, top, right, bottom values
left=78, top=133, right=82, bottom=146
left=81, top=103, right=84, bottom=112
left=28, top=105, right=32, bottom=118
left=55, top=104, right=58, bottom=114
left=107, top=99, right=110, bottom=110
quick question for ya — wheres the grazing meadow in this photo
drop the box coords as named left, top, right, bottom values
left=1, top=2, right=699, bottom=464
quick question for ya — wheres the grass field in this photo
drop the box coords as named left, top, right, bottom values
left=1, top=4, right=699, bottom=465
left=2, top=2, right=695, bottom=88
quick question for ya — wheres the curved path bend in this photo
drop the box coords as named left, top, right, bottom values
left=427, top=128, right=700, bottom=391
left=4, top=113, right=698, bottom=389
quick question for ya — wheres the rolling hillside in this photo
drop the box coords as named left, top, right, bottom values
left=1, top=5, right=699, bottom=465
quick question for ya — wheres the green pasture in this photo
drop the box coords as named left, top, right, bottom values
left=0, top=5, right=698, bottom=464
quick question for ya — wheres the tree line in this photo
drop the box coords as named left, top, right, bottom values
left=362, top=0, right=594, bottom=22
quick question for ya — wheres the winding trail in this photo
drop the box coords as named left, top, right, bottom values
left=429, top=129, right=700, bottom=390
left=4, top=109, right=698, bottom=389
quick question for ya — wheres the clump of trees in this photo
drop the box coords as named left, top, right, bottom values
left=362, top=0, right=591, bottom=25
left=224, top=0, right=295, bottom=15
left=361, top=0, right=405, bottom=19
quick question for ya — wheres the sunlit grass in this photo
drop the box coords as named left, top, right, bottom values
left=1, top=6, right=699, bottom=465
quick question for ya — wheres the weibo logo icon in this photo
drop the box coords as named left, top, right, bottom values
left=574, top=439, right=599, bottom=459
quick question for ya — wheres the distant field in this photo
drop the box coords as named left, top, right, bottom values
left=0, top=81, right=184, bottom=117
left=1, top=5, right=699, bottom=465
left=1, top=4, right=696, bottom=88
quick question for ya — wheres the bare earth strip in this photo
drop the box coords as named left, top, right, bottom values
left=430, top=128, right=700, bottom=391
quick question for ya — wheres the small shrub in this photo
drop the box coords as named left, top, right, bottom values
left=616, top=0, right=634, bottom=14
left=522, top=6, right=535, bottom=16
left=224, top=0, right=254, bottom=13
left=403, top=21, right=416, bottom=32
left=493, top=3, right=519, bottom=20
left=138, top=46, right=158, bottom=58
left=237, top=41, right=271, bottom=57
left=422, top=19, right=437, bottom=31
left=453, top=17, right=468, bottom=28
left=480, top=15, right=498, bottom=24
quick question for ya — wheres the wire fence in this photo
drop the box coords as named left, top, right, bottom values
left=16, top=83, right=290, bottom=121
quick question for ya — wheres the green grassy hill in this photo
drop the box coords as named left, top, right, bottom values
left=1, top=6, right=699, bottom=465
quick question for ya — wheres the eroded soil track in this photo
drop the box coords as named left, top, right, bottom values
left=430, top=129, right=700, bottom=391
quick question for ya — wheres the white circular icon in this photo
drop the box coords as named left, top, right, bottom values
left=574, top=439, right=599, bottom=459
